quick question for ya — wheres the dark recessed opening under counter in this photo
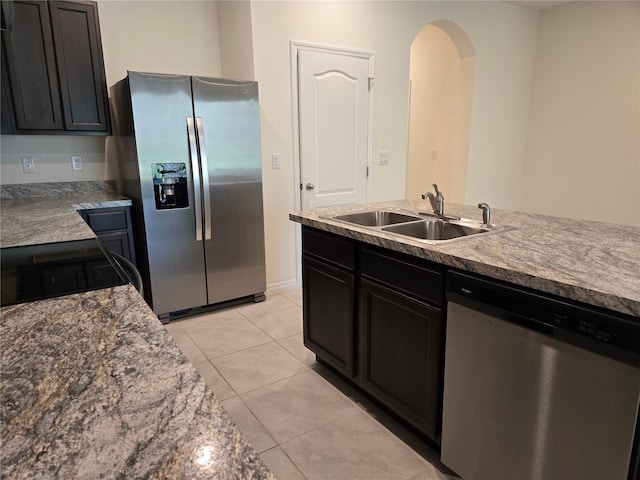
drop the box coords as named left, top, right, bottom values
left=1, top=238, right=129, bottom=307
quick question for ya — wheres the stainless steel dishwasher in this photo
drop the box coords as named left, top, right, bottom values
left=442, top=271, right=640, bottom=480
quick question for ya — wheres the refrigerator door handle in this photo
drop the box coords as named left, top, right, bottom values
left=187, top=117, right=203, bottom=242
left=195, top=117, right=212, bottom=240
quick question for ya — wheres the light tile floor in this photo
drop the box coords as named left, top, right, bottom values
left=164, top=288, right=456, bottom=480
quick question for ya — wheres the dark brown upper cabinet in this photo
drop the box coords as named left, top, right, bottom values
left=1, top=0, right=111, bottom=135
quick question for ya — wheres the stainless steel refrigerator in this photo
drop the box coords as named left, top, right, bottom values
left=111, top=71, right=266, bottom=320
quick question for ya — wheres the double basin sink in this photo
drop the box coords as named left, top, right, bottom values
left=326, top=209, right=511, bottom=244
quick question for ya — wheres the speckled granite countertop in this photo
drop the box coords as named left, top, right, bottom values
left=1, top=182, right=273, bottom=479
left=0, top=187, right=132, bottom=248
left=290, top=200, right=640, bottom=318
left=0, top=284, right=273, bottom=479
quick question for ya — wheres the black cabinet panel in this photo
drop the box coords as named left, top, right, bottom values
left=15, top=253, right=119, bottom=302
left=360, top=279, right=443, bottom=441
left=300, top=225, right=445, bottom=443
left=2, top=0, right=63, bottom=130
left=98, top=231, right=131, bottom=260
left=361, top=247, right=444, bottom=305
left=84, top=259, right=121, bottom=290
left=1, top=0, right=110, bottom=134
left=83, top=209, right=128, bottom=232
left=39, top=263, right=84, bottom=296
left=303, top=255, right=355, bottom=377
left=1, top=55, right=17, bottom=134
left=80, top=207, right=136, bottom=264
left=49, top=0, right=109, bottom=131
left=302, top=227, right=355, bottom=270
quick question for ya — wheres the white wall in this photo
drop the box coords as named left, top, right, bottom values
left=218, top=1, right=255, bottom=81
left=98, top=0, right=222, bottom=89
left=0, top=135, right=106, bottom=183
left=522, top=1, right=640, bottom=226
left=250, top=1, right=540, bottom=287
left=406, top=25, right=461, bottom=202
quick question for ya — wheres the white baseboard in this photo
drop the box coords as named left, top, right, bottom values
left=266, top=278, right=299, bottom=296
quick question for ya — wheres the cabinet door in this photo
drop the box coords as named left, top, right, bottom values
left=359, top=279, right=443, bottom=441
left=80, top=207, right=136, bottom=264
left=1, top=52, right=16, bottom=134
left=97, top=231, right=133, bottom=262
left=38, top=264, right=85, bottom=297
left=303, top=255, right=355, bottom=377
left=2, top=0, right=64, bottom=130
left=49, top=0, right=110, bottom=132
left=84, top=259, right=122, bottom=290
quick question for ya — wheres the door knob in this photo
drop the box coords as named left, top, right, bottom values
left=305, top=183, right=315, bottom=191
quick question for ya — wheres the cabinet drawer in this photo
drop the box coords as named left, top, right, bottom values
left=83, top=209, right=128, bottom=232
left=361, top=247, right=444, bottom=306
left=302, top=227, right=355, bottom=270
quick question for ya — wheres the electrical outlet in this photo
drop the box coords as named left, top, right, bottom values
left=22, top=157, right=36, bottom=174
left=378, top=151, right=389, bottom=165
left=271, top=153, right=281, bottom=169
left=71, top=155, right=83, bottom=171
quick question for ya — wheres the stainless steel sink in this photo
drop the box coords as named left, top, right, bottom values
left=332, top=210, right=422, bottom=227
left=324, top=208, right=514, bottom=243
left=382, top=219, right=488, bottom=241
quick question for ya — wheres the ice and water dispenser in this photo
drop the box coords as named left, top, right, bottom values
left=152, top=163, right=189, bottom=209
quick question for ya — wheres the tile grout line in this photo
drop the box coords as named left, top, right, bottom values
left=237, top=368, right=364, bottom=443
left=168, top=295, right=447, bottom=479
left=260, top=445, right=309, bottom=480
left=187, top=335, right=274, bottom=362
left=223, top=359, right=312, bottom=397
left=240, top=305, right=304, bottom=338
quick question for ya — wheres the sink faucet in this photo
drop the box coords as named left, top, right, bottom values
left=478, top=202, right=491, bottom=225
left=422, top=183, right=444, bottom=216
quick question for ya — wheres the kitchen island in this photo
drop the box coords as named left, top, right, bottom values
left=290, top=199, right=640, bottom=317
left=0, top=182, right=274, bottom=479
left=290, top=199, right=640, bottom=479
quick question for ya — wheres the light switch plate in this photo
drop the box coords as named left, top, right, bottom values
left=272, top=153, right=281, bottom=169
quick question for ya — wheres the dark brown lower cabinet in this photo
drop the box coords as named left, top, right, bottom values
left=302, top=255, right=355, bottom=378
left=359, top=279, right=443, bottom=442
left=301, top=226, right=445, bottom=444
left=79, top=206, right=136, bottom=264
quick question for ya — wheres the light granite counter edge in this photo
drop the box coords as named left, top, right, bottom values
left=290, top=211, right=640, bottom=318
left=1, top=194, right=132, bottom=248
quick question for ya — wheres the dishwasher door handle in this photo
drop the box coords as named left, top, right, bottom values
left=504, top=312, right=555, bottom=336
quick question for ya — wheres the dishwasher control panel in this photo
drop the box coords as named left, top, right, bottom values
left=446, top=271, right=640, bottom=364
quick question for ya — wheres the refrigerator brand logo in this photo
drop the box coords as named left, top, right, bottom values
left=461, top=288, right=472, bottom=295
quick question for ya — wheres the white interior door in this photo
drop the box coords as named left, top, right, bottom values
left=297, top=46, right=373, bottom=210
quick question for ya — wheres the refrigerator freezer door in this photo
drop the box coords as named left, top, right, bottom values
left=191, top=76, right=266, bottom=304
left=128, top=72, right=208, bottom=315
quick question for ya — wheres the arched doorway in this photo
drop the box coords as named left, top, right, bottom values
left=406, top=21, right=475, bottom=205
